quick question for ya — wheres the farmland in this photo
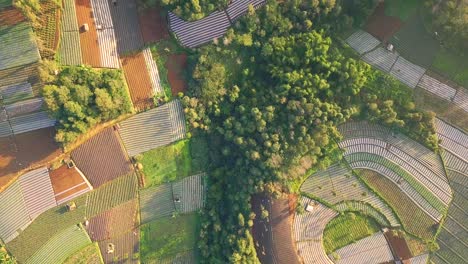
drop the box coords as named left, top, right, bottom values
left=98, top=230, right=139, bottom=263
left=0, top=22, right=40, bottom=71
left=0, top=7, right=25, bottom=26
left=358, top=169, right=437, bottom=240
left=137, top=4, right=170, bottom=43
left=0, top=0, right=11, bottom=9
left=58, top=0, right=82, bottom=65
left=121, top=52, right=155, bottom=110
left=35, top=0, right=61, bottom=58
left=140, top=213, right=200, bottom=263
left=107, top=0, right=143, bottom=54
left=63, top=243, right=102, bottom=264
left=323, top=212, right=381, bottom=254
left=75, top=0, right=101, bottom=67
left=49, top=165, right=92, bottom=205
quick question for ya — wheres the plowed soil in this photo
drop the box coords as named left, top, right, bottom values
left=98, top=230, right=139, bottom=264
left=384, top=231, right=413, bottom=261
left=138, top=6, right=169, bottom=43
left=251, top=194, right=300, bottom=264
left=0, top=7, right=25, bottom=26
left=75, top=0, right=101, bottom=67
left=121, top=52, right=154, bottom=110
left=166, top=54, right=188, bottom=95
left=365, top=2, right=403, bottom=42
left=0, top=127, right=62, bottom=191
left=49, top=165, right=90, bottom=203
left=71, top=127, right=132, bottom=188
left=87, top=199, right=137, bottom=241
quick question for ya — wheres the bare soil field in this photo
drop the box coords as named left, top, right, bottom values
left=87, top=199, right=137, bottom=241
left=251, top=194, right=300, bottom=264
left=365, top=2, right=403, bottom=42
left=121, top=52, right=154, bottom=110
left=75, top=0, right=101, bottom=67
left=0, top=7, right=25, bottom=26
left=138, top=6, right=169, bottom=43
left=98, top=230, right=139, bottom=264
left=49, top=165, right=90, bottom=202
left=71, top=127, right=132, bottom=188
left=384, top=230, right=412, bottom=261
left=166, top=54, right=188, bottom=95
left=0, top=127, right=62, bottom=191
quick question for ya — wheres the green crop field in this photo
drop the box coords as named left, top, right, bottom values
left=385, top=0, right=421, bottom=21
left=0, top=22, right=40, bottom=71
left=140, top=213, right=200, bottom=263
left=323, top=212, right=380, bottom=254
left=358, top=169, right=437, bottom=240
left=0, top=0, right=11, bottom=9
left=432, top=50, right=468, bottom=88
left=138, top=137, right=209, bottom=188
left=63, top=243, right=103, bottom=264
left=35, top=0, right=60, bottom=58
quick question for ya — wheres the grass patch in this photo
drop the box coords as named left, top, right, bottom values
left=431, top=50, right=468, bottom=87
left=63, top=243, right=102, bottom=264
left=140, top=213, right=200, bottom=262
left=323, top=212, right=380, bottom=253
left=358, top=169, right=437, bottom=240
left=384, top=0, right=421, bottom=20
left=138, top=137, right=209, bottom=188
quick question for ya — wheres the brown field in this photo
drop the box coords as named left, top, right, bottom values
left=121, top=52, right=154, bottom=110
left=98, top=230, right=139, bottom=264
left=0, top=127, right=62, bottom=191
left=49, top=165, right=90, bottom=203
left=0, top=7, right=25, bottom=26
left=87, top=199, right=137, bottom=241
left=365, top=2, right=403, bottom=42
left=166, top=54, right=188, bottom=95
left=0, top=63, right=41, bottom=95
left=138, top=6, right=169, bottom=43
left=384, top=230, right=412, bottom=261
left=71, top=127, right=132, bottom=188
left=75, top=0, right=101, bottom=67
left=251, top=194, right=300, bottom=264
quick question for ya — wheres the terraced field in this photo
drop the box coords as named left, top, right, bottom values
left=98, top=230, right=139, bottom=264
left=35, top=0, right=61, bottom=58
left=301, top=162, right=399, bottom=227
left=0, top=22, right=40, bottom=71
left=58, top=0, right=82, bottom=65
left=0, top=63, right=41, bottom=98
left=121, top=51, right=155, bottom=110
left=25, top=225, right=91, bottom=264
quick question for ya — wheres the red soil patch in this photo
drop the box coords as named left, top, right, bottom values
left=121, top=52, right=154, bottom=111
left=365, top=2, right=403, bottom=42
left=251, top=194, right=300, bottom=264
left=49, top=165, right=90, bottom=203
left=0, top=127, right=62, bottom=191
left=71, top=127, right=132, bottom=188
left=138, top=6, right=170, bottom=43
left=0, top=7, right=25, bottom=26
left=166, top=54, right=188, bottom=95
left=75, top=0, right=101, bottom=67
left=384, top=231, right=413, bottom=261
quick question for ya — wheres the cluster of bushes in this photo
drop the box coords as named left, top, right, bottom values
left=41, top=63, right=133, bottom=144
left=155, top=0, right=229, bottom=21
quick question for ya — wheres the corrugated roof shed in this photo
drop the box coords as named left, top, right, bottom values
left=19, top=167, right=57, bottom=220
left=0, top=181, right=31, bottom=243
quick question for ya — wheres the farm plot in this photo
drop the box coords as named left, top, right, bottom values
left=431, top=49, right=468, bottom=88
left=18, top=167, right=57, bottom=220
left=0, top=22, right=40, bottom=71
left=0, top=7, right=25, bottom=26
left=140, top=213, right=199, bottom=263
left=323, top=212, right=381, bottom=254
left=338, top=120, right=392, bottom=139
left=98, top=230, right=139, bottom=264
left=364, top=2, right=402, bottom=42
left=418, top=73, right=457, bottom=101
left=58, top=0, right=82, bottom=65
left=301, top=162, right=399, bottom=227
left=293, top=197, right=336, bottom=264
left=166, top=53, right=188, bottom=95
left=75, top=0, right=101, bottom=67
left=138, top=5, right=169, bottom=43
left=49, top=165, right=92, bottom=205
left=139, top=183, right=175, bottom=224
left=121, top=52, right=155, bottom=110
left=225, top=0, right=266, bottom=21
left=85, top=173, right=138, bottom=218
left=63, top=243, right=102, bottom=264
left=71, top=127, right=132, bottom=188
left=4, top=97, right=44, bottom=118
left=0, top=0, right=12, bottom=9
left=335, top=201, right=391, bottom=227
left=35, top=0, right=61, bottom=58
left=89, top=0, right=119, bottom=68
left=435, top=118, right=467, bottom=160
left=390, top=15, right=439, bottom=68
left=0, top=181, right=31, bottom=244
left=453, top=88, right=468, bottom=113
left=329, top=232, right=394, bottom=264
left=25, top=224, right=91, bottom=264
left=252, top=194, right=300, bottom=264
left=86, top=199, right=137, bottom=241
left=0, top=63, right=41, bottom=98
left=9, top=111, right=56, bottom=135
left=143, top=47, right=164, bottom=95
left=168, top=10, right=231, bottom=48
left=358, top=169, right=437, bottom=240
left=383, top=230, right=412, bottom=261
left=119, top=100, right=186, bottom=157
left=172, top=173, right=205, bottom=214
left=362, top=47, right=398, bottom=72
left=345, top=30, right=380, bottom=55
left=106, top=0, right=143, bottom=54
left=389, top=56, right=426, bottom=88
